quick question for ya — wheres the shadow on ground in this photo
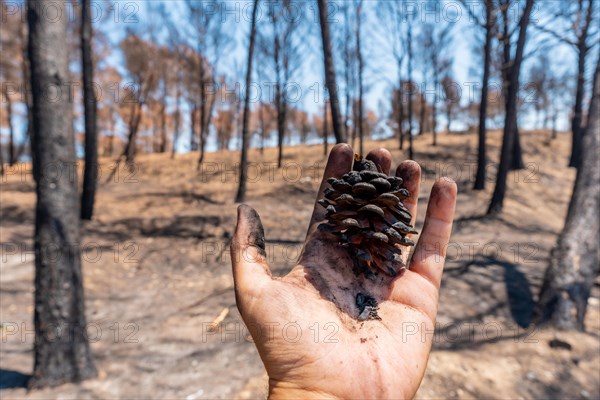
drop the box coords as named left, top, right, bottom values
left=0, top=370, right=30, bottom=390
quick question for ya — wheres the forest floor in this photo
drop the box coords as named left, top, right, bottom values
left=1, top=130, right=599, bottom=399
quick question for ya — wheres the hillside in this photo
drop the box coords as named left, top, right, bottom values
left=1, top=129, right=599, bottom=399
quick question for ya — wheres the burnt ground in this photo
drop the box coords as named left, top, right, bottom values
left=1, top=130, right=599, bottom=399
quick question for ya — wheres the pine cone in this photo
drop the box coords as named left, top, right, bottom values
left=318, top=155, right=418, bottom=278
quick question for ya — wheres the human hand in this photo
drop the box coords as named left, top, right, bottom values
left=231, top=144, right=457, bottom=399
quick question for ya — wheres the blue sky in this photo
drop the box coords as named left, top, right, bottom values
left=2, top=0, right=595, bottom=154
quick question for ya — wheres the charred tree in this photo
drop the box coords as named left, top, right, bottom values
left=2, top=85, right=15, bottom=165
left=535, top=55, right=600, bottom=330
left=474, top=0, right=495, bottom=190
left=568, top=0, right=595, bottom=168
left=407, top=27, right=414, bottom=160
left=27, top=0, right=97, bottom=387
left=317, top=0, right=345, bottom=143
left=487, top=0, right=534, bottom=214
left=235, top=0, right=259, bottom=203
left=80, top=0, right=98, bottom=220
left=498, top=0, right=525, bottom=171
left=355, top=0, right=364, bottom=155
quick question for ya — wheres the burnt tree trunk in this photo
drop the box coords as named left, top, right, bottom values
left=19, top=21, right=34, bottom=164
left=159, top=69, right=168, bottom=153
left=171, top=87, right=181, bottom=159
left=407, top=27, right=414, bottom=160
left=235, top=0, right=259, bottom=203
left=418, top=92, right=426, bottom=136
left=397, top=84, right=405, bottom=150
left=535, top=55, right=600, bottom=330
left=323, top=100, right=329, bottom=156
left=431, top=88, right=437, bottom=146
left=124, top=102, right=142, bottom=164
left=474, top=0, right=494, bottom=190
left=80, top=0, right=98, bottom=220
left=317, top=0, right=345, bottom=143
left=275, top=32, right=286, bottom=168
left=27, top=0, right=97, bottom=387
left=356, top=1, right=364, bottom=155
left=259, top=104, right=266, bottom=154
left=198, top=77, right=217, bottom=168
left=2, top=85, right=15, bottom=165
left=499, top=0, right=524, bottom=172
left=568, top=0, right=594, bottom=169
left=487, top=0, right=534, bottom=214
left=276, top=88, right=287, bottom=169
left=568, top=43, right=588, bottom=168
left=511, top=128, right=525, bottom=170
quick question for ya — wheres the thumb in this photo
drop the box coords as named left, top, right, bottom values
left=231, top=204, right=272, bottom=306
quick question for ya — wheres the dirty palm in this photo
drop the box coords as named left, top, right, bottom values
left=231, top=144, right=457, bottom=398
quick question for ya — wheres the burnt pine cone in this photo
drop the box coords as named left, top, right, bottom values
left=318, top=155, right=418, bottom=278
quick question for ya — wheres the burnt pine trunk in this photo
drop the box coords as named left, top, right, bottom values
left=80, top=0, right=98, bottom=220
left=317, top=0, right=345, bottom=143
left=418, top=92, right=426, bottom=136
left=235, top=0, right=259, bottom=203
left=198, top=77, right=217, bottom=168
left=407, top=27, right=414, bottom=160
left=535, top=55, right=600, bottom=330
left=27, top=0, right=97, bottom=387
left=568, top=0, right=594, bottom=169
left=124, top=102, right=142, bottom=163
left=0, top=127, right=3, bottom=174
left=499, top=0, right=524, bottom=172
left=323, top=100, right=329, bottom=156
left=474, top=0, right=494, bottom=190
left=159, top=67, right=168, bottom=153
left=511, top=127, right=524, bottom=170
left=276, top=86, right=287, bottom=168
left=397, top=84, right=405, bottom=150
left=19, top=21, right=34, bottom=164
left=171, top=87, right=181, bottom=159
left=259, top=104, right=266, bottom=154
left=356, top=2, right=364, bottom=155
left=487, top=0, right=534, bottom=214
left=274, top=31, right=286, bottom=168
left=2, top=85, right=16, bottom=165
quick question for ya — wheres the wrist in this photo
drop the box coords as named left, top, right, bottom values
left=268, top=379, right=338, bottom=400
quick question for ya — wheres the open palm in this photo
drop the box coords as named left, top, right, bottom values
left=231, top=144, right=457, bottom=399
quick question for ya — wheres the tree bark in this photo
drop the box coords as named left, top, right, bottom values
left=276, top=88, right=286, bottom=168
left=171, top=87, right=181, bottom=159
left=159, top=71, right=168, bottom=153
left=511, top=128, right=525, bottom=170
left=317, top=0, right=345, bottom=143
left=235, top=0, right=259, bottom=203
left=80, top=0, right=98, bottom=221
left=20, top=20, right=34, bottom=164
left=488, top=0, right=534, bottom=214
left=407, top=27, right=414, bottom=160
left=274, top=30, right=286, bottom=168
left=124, top=102, right=142, bottom=164
left=418, top=92, right=426, bottom=136
left=397, top=85, right=405, bottom=150
left=27, top=0, right=97, bottom=387
left=568, top=45, right=587, bottom=168
left=568, top=0, right=594, bottom=169
left=356, top=1, right=364, bottom=155
left=474, top=1, right=494, bottom=190
left=2, top=85, right=15, bottom=165
left=535, top=55, right=600, bottom=330
left=323, top=100, right=329, bottom=156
